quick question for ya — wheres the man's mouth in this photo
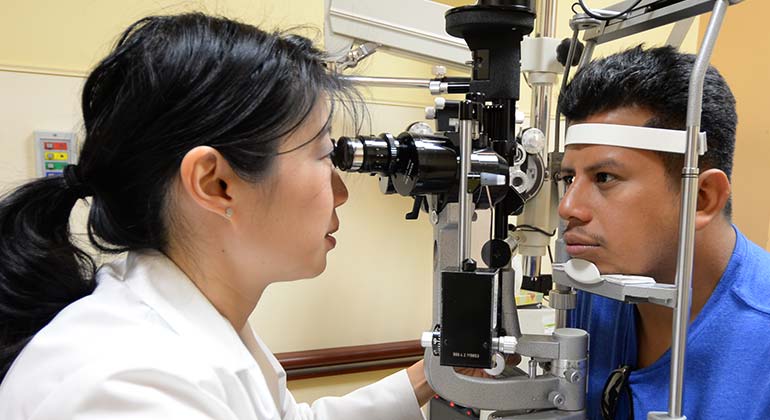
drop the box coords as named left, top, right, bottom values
left=563, top=232, right=600, bottom=256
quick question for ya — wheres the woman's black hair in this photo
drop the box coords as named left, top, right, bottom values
left=0, top=13, right=359, bottom=380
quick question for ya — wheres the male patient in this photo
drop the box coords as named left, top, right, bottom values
left=558, top=46, right=770, bottom=419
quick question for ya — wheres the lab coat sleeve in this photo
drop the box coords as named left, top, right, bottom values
left=31, top=368, right=240, bottom=420
left=283, top=369, right=425, bottom=420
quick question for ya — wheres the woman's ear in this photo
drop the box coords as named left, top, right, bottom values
left=178, top=146, right=236, bottom=220
left=695, top=168, right=731, bottom=230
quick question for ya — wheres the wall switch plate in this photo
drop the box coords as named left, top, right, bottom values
left=34, top=131, right=78, bottom=178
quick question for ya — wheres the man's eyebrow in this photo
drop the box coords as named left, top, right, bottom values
left=558, top=159, right=626, bottom=176
left=584, top=159, right=626, bottom=173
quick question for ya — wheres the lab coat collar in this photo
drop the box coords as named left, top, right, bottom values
left=108, top=250, right=264, bottom=374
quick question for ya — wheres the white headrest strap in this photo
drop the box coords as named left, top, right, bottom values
left=565, top=123, right=707, bottom=155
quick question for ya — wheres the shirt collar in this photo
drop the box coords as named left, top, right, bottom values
left=106, top=249, right=262, bottom=372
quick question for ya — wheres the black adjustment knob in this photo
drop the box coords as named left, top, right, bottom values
left=481, top=239, right=512, bottom=269
left=462, top=258, right=477, bottom=272
left=556, top=37, right=585, bottom=67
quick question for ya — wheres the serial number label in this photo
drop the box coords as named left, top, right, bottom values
left=452, top=352, right=480, bottom=359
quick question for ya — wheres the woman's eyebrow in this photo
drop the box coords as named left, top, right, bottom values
left=313, top=113, right=333, bottom=140
left=277, top=112, right=333, bottom=155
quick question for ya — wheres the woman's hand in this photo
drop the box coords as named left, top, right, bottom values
left=406, top=359, right=434, bottom=406
left=406, top=354, right=522, bottom=406
left=454, top=354, right=522, bottom=378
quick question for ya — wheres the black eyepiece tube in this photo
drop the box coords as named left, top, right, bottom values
left=332, top=133, right=399, bottom=174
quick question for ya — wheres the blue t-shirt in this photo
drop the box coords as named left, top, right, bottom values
left=569, top=228, right=770, bottom=419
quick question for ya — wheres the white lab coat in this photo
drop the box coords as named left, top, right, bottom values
left=0, top=250, right=425, bottom=420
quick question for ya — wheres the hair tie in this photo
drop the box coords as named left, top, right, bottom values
left=62, top=165, right=94, bottom=199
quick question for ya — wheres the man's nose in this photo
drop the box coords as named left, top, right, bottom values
left=332, top=170, right=349, bottom=207
left=558, top=179, right=592, bottom=224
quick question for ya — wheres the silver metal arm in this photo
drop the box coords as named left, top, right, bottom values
left=582, top=0, right=740, bottom=45
left=664, top=1, right=729, bottom=418
left=340, top=75, right=431, bottom=89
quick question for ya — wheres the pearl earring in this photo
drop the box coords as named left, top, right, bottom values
left=225, top=208, right=233, bottom=218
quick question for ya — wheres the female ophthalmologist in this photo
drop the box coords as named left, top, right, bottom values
left=0, top=13, right=432, bottom=420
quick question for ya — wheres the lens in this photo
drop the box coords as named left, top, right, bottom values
left=332, top=136, right=364, bottom=171
left=332, top=134, right=398, bottom=174
left=333, top=132, right=459, bottom=196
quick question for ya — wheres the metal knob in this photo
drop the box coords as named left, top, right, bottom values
left=549, top=391, right=566, bottom=408
left=522, top=128, right=546, bottom=154
left=565, top=368, right=583, bottom=384
left=425, top=106, right=436, bottom=119
left=421, top=331, right=436, bottom=349
left=432, top=65, right=447, bottom=78
left=492, top=336, right=518, bottom=354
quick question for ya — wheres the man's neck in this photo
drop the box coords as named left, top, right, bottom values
left=635, top=221, right=736, bottom=369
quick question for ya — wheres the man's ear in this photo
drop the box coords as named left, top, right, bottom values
left=178, top=146, right=237, bottom=220
left=695, top=168, right=731, bottom=230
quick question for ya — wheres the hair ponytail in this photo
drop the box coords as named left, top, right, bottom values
left=0, top=176, right=95, bottom=380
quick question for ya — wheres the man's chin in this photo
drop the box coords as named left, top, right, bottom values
left=568, top=257, right=615, bottom=276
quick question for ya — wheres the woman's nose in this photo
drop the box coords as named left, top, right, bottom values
left=331, top=170, right=349, bottom=207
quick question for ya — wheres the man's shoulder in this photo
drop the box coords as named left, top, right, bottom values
left=728, top=229, right=770, bottom=315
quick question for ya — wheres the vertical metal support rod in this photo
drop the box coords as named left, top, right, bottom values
left=523, top=0, right=559, bottom=278
left=553, top=27, right=580, bottom=153
left=667, top=1, right=728, bottom=418
left=531, top=0, right=558, bottom=144
left=523, top=256, right=542, bottom=278
left=535, top=0, right=558, bottom=36
left=578, top=39, right=596, bottom=69
left=554, top=299, right=568, bottom=328
left=531, top=85, right=553, bottom=142
left=458, top=118, right=474, bottom=266
left=554, top=196, right=571, bottom=329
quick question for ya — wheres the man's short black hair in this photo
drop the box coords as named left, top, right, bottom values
left=559, top=45, right=737, bottom=217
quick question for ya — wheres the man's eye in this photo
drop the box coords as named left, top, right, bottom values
left=559, top=174, right=574, bottom=185
left=596, top=172, right=616, bottom=183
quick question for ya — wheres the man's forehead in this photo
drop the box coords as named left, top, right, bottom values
left=580, top=106, right=654, bottom=126
left=562, top=144, right=630, bottom=168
